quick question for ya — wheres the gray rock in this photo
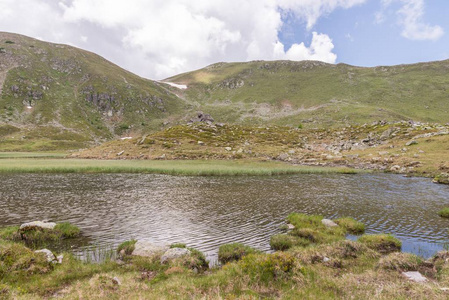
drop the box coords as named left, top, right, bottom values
left=112, top=277, right=121, bottom=286
left=160, top=247, right=191, bottom=264
left=321, top=219, right=338, bottom=227
left=35, top=249, right=56, bottom=262
left=287, top=224, right=295, bottom=230
left=402, top=271, right=427, bottom=283
left=132, top=240, right=169, bottom=257
left=57, top=254, right=64, bottom=264
left=20, top=221, right=57, bottom=231
left=224, top=147, right=232, bottom=151
left=323, top=257, right=330, bottom=263
left=406, top=140, right=418, bottom=146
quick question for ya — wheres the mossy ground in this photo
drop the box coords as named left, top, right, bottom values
left=1, top=214, right=449, bottom=299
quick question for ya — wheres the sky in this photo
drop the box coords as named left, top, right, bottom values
left=0, top=0, right=448, bottom=80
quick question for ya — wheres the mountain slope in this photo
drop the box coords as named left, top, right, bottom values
left=166, top=60, right=449, bottom=127
left=0, top=32, right=188, bottom=150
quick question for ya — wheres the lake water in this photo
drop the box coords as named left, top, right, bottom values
left=1, top=173, right=448, bottom=262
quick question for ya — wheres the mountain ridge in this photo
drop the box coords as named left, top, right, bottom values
left=1, top=32, right=448, bottom=151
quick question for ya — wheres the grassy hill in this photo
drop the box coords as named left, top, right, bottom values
left=0, top=32, right=188, bottom=151
left=167, top=60, right=449, bottom=127
left=1, top=32, right=448, bottom=151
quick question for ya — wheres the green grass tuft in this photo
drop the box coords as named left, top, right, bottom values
left=117, top=240, right=137, bottom=256
left=334, top=217, right=366, bottom=234
left=358, top=234, right=402, bottom=254
left=438, top=208, right=449, bottom=218
left=54, top=222, right=81, bottom=238
left=218, top=243, right=259, bottom=264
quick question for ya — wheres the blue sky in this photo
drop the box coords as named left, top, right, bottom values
left=0, top=0, right=447, bottom=79
left=279, top=0, right=449, bottom=67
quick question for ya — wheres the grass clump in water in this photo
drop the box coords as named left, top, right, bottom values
left=117, top=240, right=137, bottom=256
left=54, top=222, right=80, bottom=238
left=334, top=217, right=365, bottom=234
left=358, top=234, right=402, bottom=254
left=170, top=243, right=187, bottom=249
left=218, top=243, right=259, bottom=264
left=438, top=207, right=449, bottom=218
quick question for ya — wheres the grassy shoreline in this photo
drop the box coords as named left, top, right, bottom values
left=0, top=157, right=361, bottom=176
left=1, top=214, right=449, bottom=299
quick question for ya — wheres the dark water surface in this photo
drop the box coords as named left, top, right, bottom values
left=1, top=173, right=448, bottom=262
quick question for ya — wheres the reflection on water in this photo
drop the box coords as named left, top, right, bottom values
left=1, top=173, right=448, bottom=261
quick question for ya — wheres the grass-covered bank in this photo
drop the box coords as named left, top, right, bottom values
left=0, top=158, right=359, bottom=176
left=0, top=152, right=67, bottom=159
left=1, top=214, right=449, bottom=299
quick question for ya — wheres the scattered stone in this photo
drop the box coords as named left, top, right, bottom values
left=440, top=288, right=449, bottom=292
left=321, top=219, right=338, bottom=227
left=390, top=165, right=401, bottom=172
left=35, top=249, right=56, bottom=262
left=20, top=221, right=57, bottom=231
left=160, top=247, right=191, bottom=264
left=278, top=153, right=289, bottom=160
left=287, top=224, right=295, bottom=230
left=288, top=149, right=296, bottom=154
left=406, top=140, right=418, bottom=146
left=197, top=141, right=205, bottom=145
left=237, top=148, right=243, bottom=153
left=402, top=271, right=427, bottom=283
left=378, top=151, right=389, bottom=156
left=117, top=150, right=124, bottom=156
left=224, top=147, right=232, bottom=151
left=132, top=240, right=169, bottom=257
left=112, top=277, right=121, bottom=286
left=323, top=257, right=330, bottom=263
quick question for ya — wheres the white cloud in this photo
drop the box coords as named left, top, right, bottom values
left=0, top=0, right=365, bottom=79
left=377, top=0, right=444, bottom=41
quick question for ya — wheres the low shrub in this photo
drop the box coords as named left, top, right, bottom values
left=270, top=234, right=309, bottom=251
left=334, top=217, right=365, bottom=234
left=218, top=243, right=259, bottom=264
left=358, top=234, right=401, bottom=254
left=170, top=248, right=209, bottom=271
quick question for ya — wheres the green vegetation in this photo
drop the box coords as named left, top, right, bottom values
left=334, top=217, right=366, bottom=234
left=117, top=240, right=136, bottom=256
left=358, top=234, right=402, bottom=254
left=2, top=213, right=449, bottom=299
left=0, top=157, right=358, bottom=176
left=438, top=208, right=449, bottom=218
left=270, top=234, right=309, bottom=250
left=434, top=173, right=449, bottom=185
left=170, top=243, right=187, bottom=249
left=0, top=222, right=80, bottom=247
left=0, top=152, right=66, bottom=158
left=218, top=243, right=259, bottom=264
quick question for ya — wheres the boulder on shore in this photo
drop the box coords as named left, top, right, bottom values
left=132, top=240, right=169, bottom=257
left=321, top=219, right=338, bottom=227
left=20, top=221, right=57, bottom=231
left=160, top=247, right=191, bottom=264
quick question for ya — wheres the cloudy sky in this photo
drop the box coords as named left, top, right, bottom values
left=0, top=0, right=447, bottom=79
